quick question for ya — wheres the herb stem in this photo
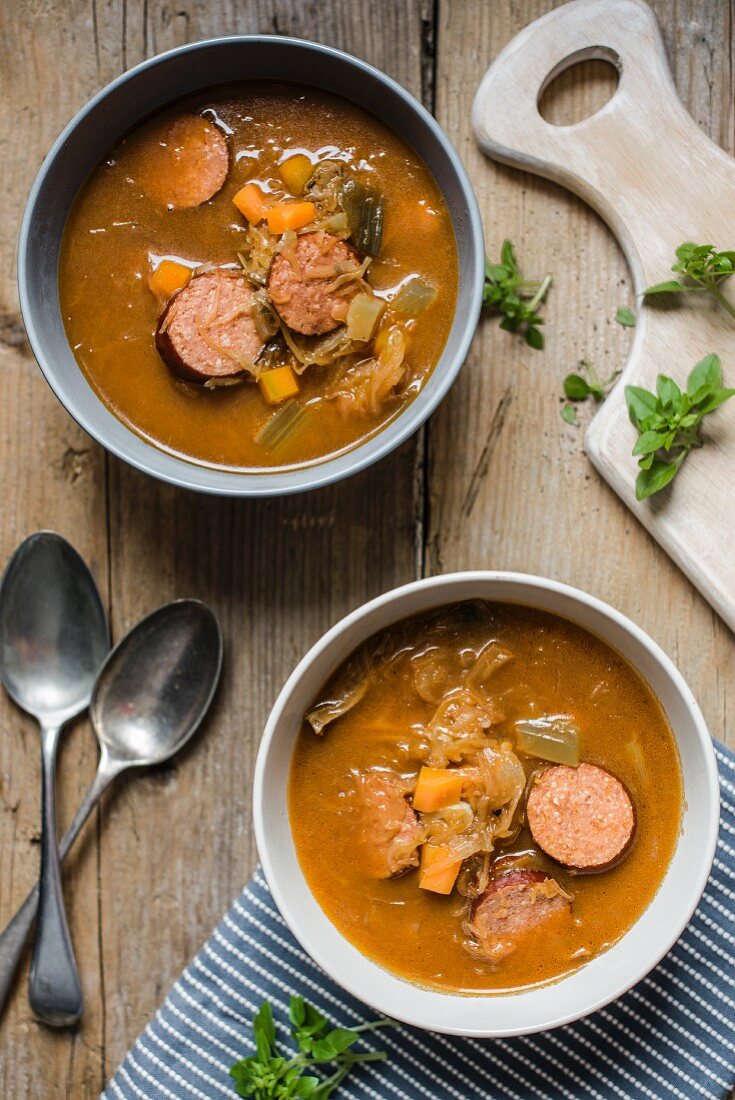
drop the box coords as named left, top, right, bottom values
left=350, top=1018, right=393, bottom=1034
left=528, top=272, right=552, bottom=313
left=709, top=285, right=735, bottom=320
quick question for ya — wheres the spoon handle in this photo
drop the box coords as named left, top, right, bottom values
left=0, top=762, right=115, bottom=1019
left=27, top=723, right=83, bottom=1027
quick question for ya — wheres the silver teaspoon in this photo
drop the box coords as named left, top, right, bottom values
left=0, top=598, right=222, bottom=1023
left=0, top=532, right=109, bottom=1026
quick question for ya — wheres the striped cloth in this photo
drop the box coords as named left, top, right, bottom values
left=104, top=744, right=735, bottom=1100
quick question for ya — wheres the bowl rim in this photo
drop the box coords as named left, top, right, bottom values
left=253, top=570, right=721, bottom=1036
left=17, top=34, right=485, bottom=497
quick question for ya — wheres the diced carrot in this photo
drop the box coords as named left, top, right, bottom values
left=259, top=366, right=300, bottom=406
left=147, top=259, right=192, bottom=299
left=279, top=154, right=313, bottom=195
left=412, top=766, right=463, bottom=813
left=266, top=202, right=317, bottom=234
left=418, top=844, right=462, bottom=895
left=233, top=183, right=271, bottom=224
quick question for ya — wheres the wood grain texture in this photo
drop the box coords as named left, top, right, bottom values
left=0, top=1, right=732, bottom=1096
left=473, top=0, right=735, bottom=632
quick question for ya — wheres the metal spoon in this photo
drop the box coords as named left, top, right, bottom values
left=0, top=597, right=222, bottom=1023
left=0, top=532, right=109, bottom=1027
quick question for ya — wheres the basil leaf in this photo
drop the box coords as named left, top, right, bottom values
left=561, top=404, right=578, bottom=425
left=642, top=280, right=687, bottom=295
left=625, top=384, right=658, bottom=426
left=289, top=995, right=306, bottom=1029
left=615, top=305, right=636, bottom=327
left=635, top=458, right=680, bottom=500
left=632, top=430, right=668, bottom=456
left=698, top=387, right=735, bottom=414
left=656, top=374, right=681, bottom=407
left=253, top=1003, right=276, bottom=1061
left=687, top=353, right=722, bottom=396
left=310, top=1027, right=359, bottom=1060
left=563, top=373, right=590, bottom=399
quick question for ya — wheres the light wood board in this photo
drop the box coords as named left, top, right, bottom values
left=473, top=0, right=735, bottom=632
left=0, top=1, right=733, bottom=1095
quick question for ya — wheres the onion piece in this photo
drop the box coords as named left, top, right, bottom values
left=391, top=277, right=438, bottom=317
left=346, top=293, right=384, bottom=342
left=515, top=715, right=580, bottom=766
left=305, top=653, right=371, bottom=734
left=254, top=400, right=307, bottom=451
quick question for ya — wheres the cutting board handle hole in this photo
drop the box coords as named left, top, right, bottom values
left=538, top=48, right=620, bottom=127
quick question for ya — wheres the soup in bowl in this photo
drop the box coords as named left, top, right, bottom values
left=19, top=37, right=484, bottom=495
left=254, top=573, right=719, bottom=1036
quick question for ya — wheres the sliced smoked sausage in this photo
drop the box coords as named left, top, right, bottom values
left=354, top=770, right=421, bottom=879
left=526, top=762, right=635, bottom=871
left=134, top=115, right=229, bottom=209
left=471, top=869, right=571, bottom=963
left=267, top=231, right=362, bottom=336
left=155, top=269, right=263, bottom=383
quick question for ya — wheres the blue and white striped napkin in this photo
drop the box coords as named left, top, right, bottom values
left=104, top=744, right=735, bottom=1100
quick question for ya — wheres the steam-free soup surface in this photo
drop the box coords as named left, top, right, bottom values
left=59, top=84, right=458, bottom=470
left=289, top=602, right=682, bottom=994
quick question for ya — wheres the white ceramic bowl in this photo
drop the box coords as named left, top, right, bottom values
left=253, top=572, right=720, bottom=1037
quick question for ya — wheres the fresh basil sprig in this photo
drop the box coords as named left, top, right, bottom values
left=229, top=998, right=392, bottom=1099
left=625, top=353, right=735, bottom=500
left=643, top=242, right=735, bottom=321
left=483, top=239, right=552, bottom=349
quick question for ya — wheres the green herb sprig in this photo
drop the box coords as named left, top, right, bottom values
left=483, top=239, right=552, bottom=350
left=561, top=359, right=620, bottom=424
left=625, top=353, right=735, bottom=500
left=229, top=998, right=393, bottom=1099
left=643, top=242, right=735, bottom=321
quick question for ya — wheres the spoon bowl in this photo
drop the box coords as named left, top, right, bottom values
left=0, top=532, right=108, bottom=724
left=91, top=599, right=223, bottom=769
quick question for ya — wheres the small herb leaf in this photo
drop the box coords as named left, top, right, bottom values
left=625, top=384, right=658, bottom=427
left=563, top=374, right=590, bottom=400
left=615, top=306, right=636, bottom=327
left=561, top=404, right=578, bottom=425
left=686, top=352, right=722, bottom=396
left=635, top=457, right=680, bottom=500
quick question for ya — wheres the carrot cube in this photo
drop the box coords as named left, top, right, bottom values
left=233, top=183, right=271, bottom=224
left=412, top=766, right=463, bottom=813
left=147, top=259, right=192, bottom=299
left=266, top=202, right=317, bottom=234
left=418, top=844, right=462, bottom=895
left=259, top=366, right=300, bottom=406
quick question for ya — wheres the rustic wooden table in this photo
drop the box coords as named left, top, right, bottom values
left=0, top=1, right=732, bottom=1095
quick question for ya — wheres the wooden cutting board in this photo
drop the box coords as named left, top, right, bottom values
left=473, top=0, right=735, bottom=633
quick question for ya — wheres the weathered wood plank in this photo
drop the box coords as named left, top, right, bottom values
left=430, top=1, right=735, bottom=771
left=0, top=2, right=112, bottom=1094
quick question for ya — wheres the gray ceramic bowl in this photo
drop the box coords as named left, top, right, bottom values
left=18, top=36, right=484, bottom=496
